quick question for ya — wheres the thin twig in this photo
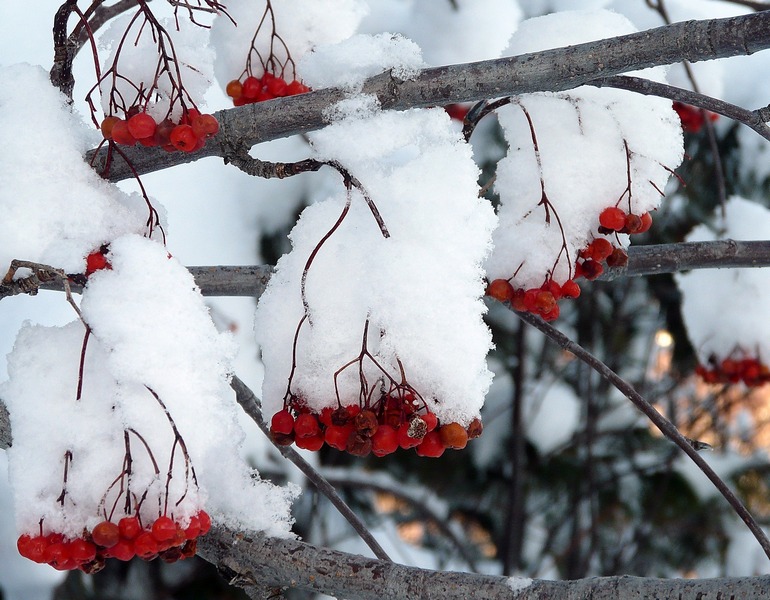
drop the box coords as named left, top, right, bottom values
left=229, top=375, right=392, bottom=562
left=513, top=309, right=770, bottom=561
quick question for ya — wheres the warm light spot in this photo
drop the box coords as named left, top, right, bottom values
left=655, top=329, right=674, bottom=348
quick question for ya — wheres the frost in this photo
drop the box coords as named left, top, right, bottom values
left=0, top=64, right=152, bottom=273
left=255, top=108, right=496, bottom=426
left=299, top=33, right=424, bottom=91
left=486, top=9, right=683, bottom=289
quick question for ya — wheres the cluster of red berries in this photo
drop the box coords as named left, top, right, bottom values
left=100, top=108, right=219, bottom=153
left=226, top=73, right=310, bottom=106
left=598, top=206, right=653, bottom=236
left=486, top=277, right=580, bottom=321
left=696, top=356, right=770, bottom=387
left=17, top=511, right=210, bottom=572
left=270, top=393, right=482, bottom=458
left=673, top=102, right=719, bottom=134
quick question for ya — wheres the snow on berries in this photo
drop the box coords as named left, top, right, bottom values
left=212, top=0, right=366, bottom=105
left=2, top=235, right=296, bottom=570
left=677, top=197, right=770, bottom=388
left=484, top=10, right=683, bottom=319
left=91, top=6, right=218, bottom=153
left=256, top=106, right=496, bottom=456
left=0, top=65, right=155, bottom=274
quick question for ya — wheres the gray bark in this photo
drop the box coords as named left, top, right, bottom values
left=86, top=11, right=770, bottom=183
left=198, top=525, right=770, bottom=599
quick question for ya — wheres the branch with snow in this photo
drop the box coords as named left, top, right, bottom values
left=84, top=11, right=770, bottom=183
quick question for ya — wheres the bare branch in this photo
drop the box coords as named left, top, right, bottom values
left=85, top=11, right=770, bottom=183
left=5, top=240, right=768, bottom=302
left=197, top=525, right=770, bottom=599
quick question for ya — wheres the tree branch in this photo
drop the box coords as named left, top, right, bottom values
left=0, top=240, right=765, bottom=301
left=84, top=11, right=770, bottom=183
left=197, top=525, right=770, bottom=599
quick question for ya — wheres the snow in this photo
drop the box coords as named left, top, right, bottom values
left=256, top=107, right=496, bottom=426
left=98, top=11, right=215, bottom=122
left=0, top=64, right=152, bottom=273
left=677, top=197, right=770, bottom=369
left=298, top=33, right=424, bottom=91
left=486, top=9, right=683, bottom=288
left=507, top=576, right=534, bottom=593
left=210, top=0, right=368, bottom=89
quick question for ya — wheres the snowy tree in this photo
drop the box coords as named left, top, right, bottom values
left=5, top=1, right=770, bottom=599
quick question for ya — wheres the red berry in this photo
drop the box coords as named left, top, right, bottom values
left=154, top=119, right=175, bottom=146
left=581, top=259, right=604, bottom=281
left=286, top=80, right=310, bottom=95
left=118, top=516, right=141, bottom=540
left=438, top=422, right=469, bottom=450
left=271, top=409, right=294, bottom=435
left=421, top=412, right=438, bottom=433
left=599, top=207, right=626, bottom=231
left=294, top=413, right=320, bottom=438
left=242, top=76, right=262, bottom=100
left=44, top=541, right=73, bottom=569
left=371, top=425, right=399, bottom=456
left=133, top=532, right=159, bottom=559
left=590, top=238, right=614, bottom=260
left=416, top=431, right=446, bottom=458
left=85, top=250, right=109, bottom=275
left=605, top=248, right=628, bottom=268
left=226, top=79, right=243, bottom=99
left=92, top=521, right=120, bottom=548
left=638, top=212, right=653, bottom=233
left=184, top=516, right=201, bottom=540
left=191, top=114, right=219, bottom=139
left=127, top=112, right=156, bottom=140
left=444, top=103, right=470, bottom=121
left=486, top=279, right=514, bottom=303
left=110, top=119, right=137, bottom=146
left=534, top=290, right=556, bottom=314
left=324, top=423, right=354, bottom=451
left=354, top=409, right=379, bottom=437
left=197, top=510, right=212, bottom=535
left=170, top=124, right=198, bottom=152
left=560, top=279, right=581, bottom=298
left=466, top=417, right=483, bottom=439
left=100, top=116, right=121, bottom=140
left=152, top=516, right=177, bottom=542
left=295, top=433, right=324, bottom=451
left=346, top=432, right=372, bottom=456
left=69, top=538, right=97, bottom=564
left=319, top=406, right=335, bottom=427
left=624, top=213, right=643, bottom=234
left=541, top=304, right=560, bottom=321
left=266, top=76, right=288, bottom=97
left=397, top=421, right=424, bottom=449
left=107, top=539, right=135, bottom=561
